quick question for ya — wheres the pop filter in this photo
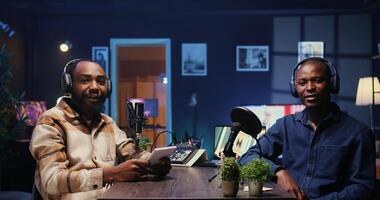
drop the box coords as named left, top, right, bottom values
left=230, top=106, right=262, bottom=138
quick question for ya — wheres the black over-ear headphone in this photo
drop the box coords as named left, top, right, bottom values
left=289, top=57, right=340, bottom=98
left=61, top=58, right=112, bottom=97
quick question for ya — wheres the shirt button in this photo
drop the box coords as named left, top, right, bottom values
left=94, top=156, right=97, bottom=160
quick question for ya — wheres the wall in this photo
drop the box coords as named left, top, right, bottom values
left=1, top=5, right=378, bottom=158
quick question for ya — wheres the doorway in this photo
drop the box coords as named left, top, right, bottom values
left=109, top=39, right=172, bottom=146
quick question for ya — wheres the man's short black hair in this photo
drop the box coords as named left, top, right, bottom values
left=64, top=58, right=94, bottom=77
left=298, top=57, right=332, bottom=79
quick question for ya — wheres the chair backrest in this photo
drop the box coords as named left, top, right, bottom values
left=32, top=183, right=42, bottom=200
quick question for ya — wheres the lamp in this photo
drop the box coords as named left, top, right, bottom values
left=59, top=40, right=72, bottom=53
left=355, top=76, right=380, bottom=131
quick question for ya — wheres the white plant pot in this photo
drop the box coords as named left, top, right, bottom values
left=221, top=180, right=239, bottom=197
left=248, top=180, right=263, bottom=196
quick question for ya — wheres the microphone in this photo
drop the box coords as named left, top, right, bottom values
left=134, top=102, right=144, bottom=145
left=222, top=106, right=262, bottom=158
left=223, top=122, right=242, bottom=157
left=134, top=102, right=144, bottom=134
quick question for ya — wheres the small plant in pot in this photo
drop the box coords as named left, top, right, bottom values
left=220, top=157, right=240, bottom=197
left=138, top=136, right=152, bottom=152
left=240, top=159, right=271, bottom=196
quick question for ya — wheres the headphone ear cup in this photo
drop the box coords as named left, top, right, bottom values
left=331, top=73, right=340, bottom=94
left=106, top=79, right=112, bottom=98
left=61, top=73, right=72, bottom=94
left=289, top=79, right=298, bottom=97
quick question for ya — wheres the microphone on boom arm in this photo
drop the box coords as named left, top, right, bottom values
left=127, top=101, right=145, bottom=145
left=223, top=106, right=262, bottom=158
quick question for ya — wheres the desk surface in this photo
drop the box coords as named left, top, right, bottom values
left=99, top=167, right=295, bottom=199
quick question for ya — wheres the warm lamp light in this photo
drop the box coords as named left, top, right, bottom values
left=356, top=76, right=380, bottom=132
left=59, top=40, right=72, bottom=53
left=355, top=77, right=380, bottom=106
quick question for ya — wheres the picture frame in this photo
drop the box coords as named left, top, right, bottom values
left=92, top=46, right=109, bottom=114
left=298, top=41, right=324, bottom=62
left=236, top=45, right=269, bottom=72
left=182, top=43, right=207, bottom=76
left=92, top=46, right=109, bottom=73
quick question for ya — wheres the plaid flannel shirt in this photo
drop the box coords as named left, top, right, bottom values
left=29, top=98, right=150, bottom=200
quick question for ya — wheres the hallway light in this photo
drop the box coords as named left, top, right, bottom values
left=59, top=40, right=72, bottom=53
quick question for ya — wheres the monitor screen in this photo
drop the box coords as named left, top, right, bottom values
left=15, top=101, right=47, bottom=126
left=128, top=98, right=158, bottom=117
left=244, top=104, right=305, bottom=128
left=213, top=125, right=266, bottom=159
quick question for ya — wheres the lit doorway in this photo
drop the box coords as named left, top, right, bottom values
left=110, top=39, right=172, bottom=146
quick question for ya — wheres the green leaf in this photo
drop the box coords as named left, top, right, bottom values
left=220, top=157, right=240, bottom=181
left=240, top=159, right=271, bottom=183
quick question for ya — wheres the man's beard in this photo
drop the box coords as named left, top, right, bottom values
left=72, top=91, right=105, bottom=113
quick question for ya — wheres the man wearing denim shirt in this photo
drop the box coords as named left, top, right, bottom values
left=239, top=57, right=375, bottom=200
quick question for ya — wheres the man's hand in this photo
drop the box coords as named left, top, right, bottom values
left=276, top=169, right=306, bottom=200
left=148, top=156, right=172, bottom=178
left=104, top=159, right=149, bottom=183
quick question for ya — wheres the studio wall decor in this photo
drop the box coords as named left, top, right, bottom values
left=182, top=43, right=207, bottom=76
left=236, top=45, right=269, bottom=72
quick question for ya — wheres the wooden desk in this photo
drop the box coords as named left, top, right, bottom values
left=99, top=167, right=295, bottom=199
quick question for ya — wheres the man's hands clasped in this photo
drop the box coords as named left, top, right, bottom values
left=148, top=156, right=172, bottom=177
left=103, top=157, right=171, bottom=183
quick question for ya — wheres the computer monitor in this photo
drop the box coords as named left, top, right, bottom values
left=213, top=104, right=304, bottom=159
left=213, top=125, right=266, bottom=159
left=128, top=98, right=158, bottom=117
left=244, top=104, right=305, bottom=128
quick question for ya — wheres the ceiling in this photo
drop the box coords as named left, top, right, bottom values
left=2, top=0, right=380, bottom=16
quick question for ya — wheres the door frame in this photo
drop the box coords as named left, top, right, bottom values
left=109, top=38, right=172, bottom=144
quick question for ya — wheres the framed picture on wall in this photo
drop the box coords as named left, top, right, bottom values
left=182, top=43, right=207, bottom=76
left=298, top=41, right=324, bottom=62
left=92, top=46, right=109, bottom=75
left=236, top=45, right=269, bottom=72
left=92, top=46, right=109, bottom=114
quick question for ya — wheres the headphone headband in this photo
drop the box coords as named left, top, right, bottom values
left=63, top=58, right=84, bottom=74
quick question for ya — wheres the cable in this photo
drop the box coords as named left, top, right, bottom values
left=151, top=130, right=173, bottom=150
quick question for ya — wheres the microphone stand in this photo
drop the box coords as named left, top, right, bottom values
left=135, top=132, right=141, bottom=148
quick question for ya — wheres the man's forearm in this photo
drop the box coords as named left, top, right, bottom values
left=312, top=184, right=373, bottom=200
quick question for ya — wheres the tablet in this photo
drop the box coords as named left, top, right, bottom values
left=149, top=146, right=177, bottom=165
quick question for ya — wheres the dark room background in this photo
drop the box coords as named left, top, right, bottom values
left=1, top=0, right=380, bottom=161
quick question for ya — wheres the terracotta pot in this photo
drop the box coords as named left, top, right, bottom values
left=221, top=180, right=239, bottom=197
left=248, top=180, right=263, bottom=196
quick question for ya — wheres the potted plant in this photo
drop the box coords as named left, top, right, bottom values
left=220, top=157, right=240, bottom=197
left=240, top=159, right=271, bottom=196
left=138, top=135, right=152, bottom=152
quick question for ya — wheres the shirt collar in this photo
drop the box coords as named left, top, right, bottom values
left=295, top=102, right=341, bottom=124
left=56, top=97, right=112, bottom=125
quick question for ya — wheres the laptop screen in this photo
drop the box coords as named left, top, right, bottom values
left=213, top=125, right=265, bottom=159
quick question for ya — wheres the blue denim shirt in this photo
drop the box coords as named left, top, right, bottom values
left=239, top=103, right=375, bottom=199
